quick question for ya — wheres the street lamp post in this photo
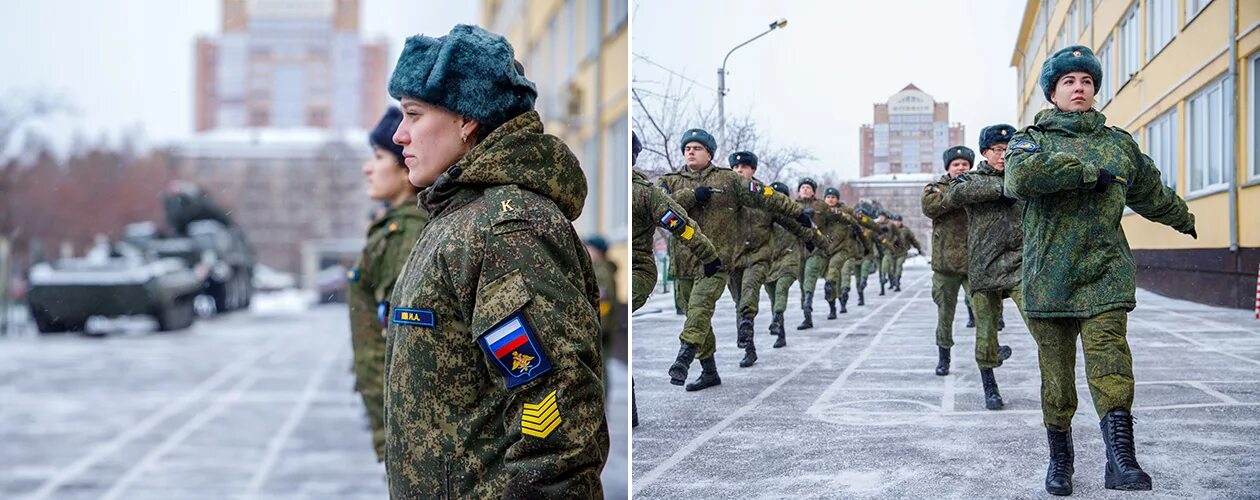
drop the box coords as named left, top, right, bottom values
left=718, top=18, right=787, bottom=152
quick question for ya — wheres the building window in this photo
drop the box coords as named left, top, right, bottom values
left=1066, top=1, right=1079, bottom=43
left=1250, top=54, right=1260, bottom=180
left=1186, top=76, right=1230, bottom=193
left=1147, top=0, right=1175, bottom=61
left=606, top=0, right=627, bottom=35
left=603, top=115, right=628, bottom=237
left=584, top=0, right=601, bottom=62
left=1118, top=3, right=1139, bottom=88
left=1096, top=36, right=1114, bottom=108
left=1145, top=108, right=1178, bottom=190
left=1186, top=0, right=1212, bottom=23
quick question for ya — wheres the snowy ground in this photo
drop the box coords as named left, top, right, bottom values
left=631, top=262, right=1260, bottom=499
left=0, top=292, right=629, bottom=499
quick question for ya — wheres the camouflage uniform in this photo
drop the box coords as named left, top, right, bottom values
left=348, top=197, right=427, bottom=461
left=829, top=210, right=879, bottom=310
left=922, top=176, right=968, bottom=349
left=1006, top=109, right=1194, bottom=430
left=797, top=195, right=857, bottom=325
left=947, top=161, right=1027, bottom=369
left=384, top=112, right=607, bottom=498
left=659, top=163, right=809, bottom=362
left=893, top=224, right=922, bottom=286
left=876, top=220, right=896, bottom=293
left=631, top=170, right=717, bottom=312
left=765, top=224, right=800, bottom=317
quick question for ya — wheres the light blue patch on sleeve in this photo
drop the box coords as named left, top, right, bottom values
left=1010, top=139, right=1040, bottom=153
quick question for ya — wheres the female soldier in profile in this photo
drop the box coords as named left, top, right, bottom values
left=347, top=107, right=427, bottom=462
left=382, top=24, right=607, bottom=498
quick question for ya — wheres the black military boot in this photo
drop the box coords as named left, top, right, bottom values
left=1045, top=427, right=1075, bottom=496
left=966, top=305, right=976, bottom=328
left=797, top=292, right=814, bottom=330
left=840, top=287, right=851, bottom=314
left=998, top=316, right=1005, bottom=331
left=668, top=342, right=698, bottom=386
left=740, top=339, right=757, bottom=368
left=736, top=317, right=754, bottom=349
left=857, top=286, right=865, bottom=306
left=893, top=275, right=902, bottom=292
left=824, top=282, right=837, bottom=319
left=980, top=368, right=1004, bottom=410
left=771, top=312, right=786, bottom=348
left=686, top=356, right=721, bottom=391
left=879, top=275, right=886, bottom=296
left=1100, top=410, right=1152, bottom=491
left=935, top=347, right=950, bottom=376
left=997, top=345, right=1012, bottom=366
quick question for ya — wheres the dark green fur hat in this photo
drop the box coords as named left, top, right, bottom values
left=942, top=145, right=975, bottom=169
left=729, top=151, right=758, bottom=169
left=387, top=24, right=537, bottom=129
left=680, top=128, right=717, bottom=156
left=979, top=124, right=1016, bottom=152
left=770, top=182, right=789, bottom=195
left=798, top=177, right=818, bottom=190
left=824, top=187, right=840, bottom=198
left=1040, top=45, right=1102, bottom=102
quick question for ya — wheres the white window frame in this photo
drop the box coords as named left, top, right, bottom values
left=1147, top=0, right=1176, bottom=62
left=1118, top=3, right=1140, bottom=89
left=1249, top=53, right=1260, bottom=182
left=1185, top=75, right=1231, bottom=195
left=1186, top=0, right=1212, bottom=25
left=1145, top=108, right=1178, bottom=191
left=1097, top=36, right=1114, bottom=108
left=1067, top=1, right=1079, bottom=43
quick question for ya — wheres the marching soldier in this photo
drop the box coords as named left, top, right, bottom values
left=945, top=125, right=1023, bottom=411
left=922, top=147, right=977, bottom=380
left=347, top=107, right=428, bottom=461
left=1006, top=45, right=1195, bottom=495
left=890, top=214, right=922, bottom=291
left=764, top=181, right=801, bottom=347
left=659, top=129, right=815, bottom=391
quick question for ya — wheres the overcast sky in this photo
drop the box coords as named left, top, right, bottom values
left=631, top=0, right=1026, bottom=180
left=0, top=0, right=478, bottom=146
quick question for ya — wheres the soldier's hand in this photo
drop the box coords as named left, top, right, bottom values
left=1094, top=169, right=1116, bottom=192
left=999, top=195, right=1018, bottom=207
left=805, top=240, right=815, bottom=253
left=796, top=212, right=813, bottom=228
left=703, top=258, right=722, bottom=277
left=694, top=186, right=714, bottom=205
left=1182, top=226, right=1198, bottom=239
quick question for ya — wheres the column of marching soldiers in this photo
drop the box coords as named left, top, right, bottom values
left=631, top=43, right=1200, bottom=497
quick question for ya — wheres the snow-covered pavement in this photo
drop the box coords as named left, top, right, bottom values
left=631, top=262, right=1260, bottom=499
left=1, top=294, right=628, bottom=499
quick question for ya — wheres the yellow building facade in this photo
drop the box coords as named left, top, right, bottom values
left=1012, top=0, right=1260, bottom=309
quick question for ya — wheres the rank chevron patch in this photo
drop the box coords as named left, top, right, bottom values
left=521, top=390, right=562, bottom=438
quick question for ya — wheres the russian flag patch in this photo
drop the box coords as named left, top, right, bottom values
left=478, top=312, right=553, bottom=389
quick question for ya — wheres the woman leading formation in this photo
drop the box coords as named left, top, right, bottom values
left=1006, top=45, right=1196, bottom=496
left=382, top=25, right=607, bottom=498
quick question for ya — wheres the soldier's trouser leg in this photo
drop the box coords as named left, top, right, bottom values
left=800, top=254, right=824, bottom=307
left=680, top=272, right=727, bottom=361
left=631, top=269, right=657, bottom=313
left=676, top=277, right=694, bottom=313
left=931, top=271, right=967, bottom=349
left=738, top=261, right=768, bottom=321
left=971, top=287, right=1028, bottom=369
left=352, top=333, right=387, bottom=461
left=894, top=255, right=907, bottom=280
left=825, top=253, right=845, bottom=284
left=726, top=268, right=744, bottom=320
left=881, top=253, right=893, bottom=276
left=771, top=275, right=794, bottom=314
left=840, top=258, right=856, bottom=290
left=860, top=259, right=873, bottom=287
left=1028, top=309, right=1133, bottom=430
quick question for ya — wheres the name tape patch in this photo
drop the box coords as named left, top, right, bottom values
left=392, top=307, right=435, bottom=327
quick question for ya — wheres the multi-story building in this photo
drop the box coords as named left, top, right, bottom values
left=859, top=84, right=965, bottom=178
left=195, top=0, right=389, bottom=132
left=482, top=0, right=630, bottom=308
left=1011, top=0, right=1259, bottom=309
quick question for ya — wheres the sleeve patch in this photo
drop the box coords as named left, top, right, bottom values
left=521, top=389, right=562, bottom=438
left=478, top=312, right=553, bottom=389
left=680, top=225, right=696, bottom=240
left=1010, top=139, right=1040, bottom=153
left=392, top=307, right=435, bottom=327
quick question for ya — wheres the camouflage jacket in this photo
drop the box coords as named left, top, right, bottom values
left=922, top=174, right=968, bottom=274
left=658, top=171, right=704, bottom=279
left=661, top=163, right=810, bottom=268
left=1006, top=108, right=1194, bottom=318
left=732, top=176, right=812, bottom=269
left=875, top=221, right=896, bottom=257
left=384, top=111, right=607, bottom=499
left=946, top=161, right=1023, bottom=293
left=830, top=206, right=879, bottom=261
left=895, top=225, right=923, bottom=257
left=767, top=224, right=801, bottom=281
left=631, top=170, right=717, bottom=291
left=798, top=196, right=855, bottom=256
left=347, top=197, right=426, bottom=459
